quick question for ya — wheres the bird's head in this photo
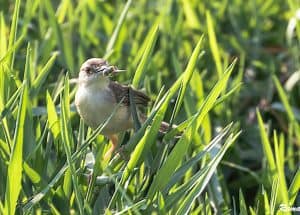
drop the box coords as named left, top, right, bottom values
left=78, top=58, right=124, bottom=87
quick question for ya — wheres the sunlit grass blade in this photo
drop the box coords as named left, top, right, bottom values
left=46, top=91, right=60, bottom=139
left=239, top=189, right=247, bottom=215
left=44, top=0, right=74, bottom=71
left=31, top=52, right=59, bottom=96
left=0, top=82, right=24, bottom=121
left=114, top=199, right=146, bottom=215
left=175, top=132, right=240, bottom=214
left=105, top=0, right=132, bottom=56
left=163, top=123, right=232, bottom=193
left=169, top=36, right=204, bottom=124
left=288, top=168, right=300, bottom=205
left=0, top=34, right=24, bottom=65
left=272, top=75, right=300, bottom=140
left=60, top=75, right=84, bottom=214
left=273, top=131, right=289, bottom=205
left=0, top=13, right=7, bottom=58
left=7, top=0, right=21, bottom=68
left=147, top=60, right=236, bottom=200
left=256, top=109, right=276, bottom=178
left=4, top=81, right=27, bottom=215
left=132, top=20, right=159, bottom=88
left=206, top=10, right=222, bottom=78
left=109, top=128, right=151, bottom=207
left=270, top=178, right=279, bottom=215
left=272, top=75, right=295, bottom=122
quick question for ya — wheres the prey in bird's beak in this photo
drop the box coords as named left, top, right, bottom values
left=95, top=65, right=126, bottom=76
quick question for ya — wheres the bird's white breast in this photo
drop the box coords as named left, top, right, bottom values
left=75, top=83, right=132, bottom=135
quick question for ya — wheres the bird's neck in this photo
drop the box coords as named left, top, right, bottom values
left=80, top=77, right=110, bottom=91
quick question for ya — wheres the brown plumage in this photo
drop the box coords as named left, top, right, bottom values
left=108, top=81, right=150, bottom=107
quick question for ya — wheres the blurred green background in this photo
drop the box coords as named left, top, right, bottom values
left=0, top=0, right=299, bottom=214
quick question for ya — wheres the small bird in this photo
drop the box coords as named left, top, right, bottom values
left=75, top=58, right=150, bottom=159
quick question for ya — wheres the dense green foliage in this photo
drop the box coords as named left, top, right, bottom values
left=0, top=0, right=299, bottom=214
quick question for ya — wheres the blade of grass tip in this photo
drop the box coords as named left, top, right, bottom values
left=206, top=10, right=222, bottom=78
left=175, top=132, right=240, bottom=215
left=4, top=81, right=27, bottom=215
left=0, top=82, right=24, bottom=121
left=256, top=109, right=276, bottom=178
left=272, top=75, right=295, bottom=122
left=270, top=177, right=279, bottom=215
left=239, top=189, right=247, bottom=215
left=273, top=131, right=289, bottom=205
left=0, top=12, right=7, bottom=58
left=288, top=167, right=300, bottom=205
left=0, top=33, right=25, bottom=65
left=115, top=199, right=147, bottom=215
left=272, top=75, right=300, bottom=140
left=214, top=82, right=242, bottom=107
left=60, top=75, right=84, bottom=214
left=31, top=52, right=59, bottom=96
left=105, top=0, right=132, bottom=55
left=262, top=186, right=271, bottom=214
left=132, top=19, right=160, bottom=88
left=23, top=97, right=126, bottom=211
left=195, top=59, right=236, bottom=129
left=7, top=0, right=21, bottom=68
left=44, top=0, right=73, bottom=71
left=169, top=36, right=204, bottom=126
left=46, top=91, right=60, bottom=140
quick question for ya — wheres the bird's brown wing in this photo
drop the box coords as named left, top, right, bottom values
left=108, top=81, right=150, bottom=107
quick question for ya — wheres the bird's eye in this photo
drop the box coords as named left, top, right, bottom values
left=86, top=67, right=93, bottom=74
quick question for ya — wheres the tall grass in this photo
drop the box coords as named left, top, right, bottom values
left=0, top=0, right=299, bottom=214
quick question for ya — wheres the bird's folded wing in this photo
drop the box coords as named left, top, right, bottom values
left=108, top=81, right=150, bottom=107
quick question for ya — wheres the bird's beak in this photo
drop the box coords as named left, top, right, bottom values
left=103, top=66, right=126, bottom=76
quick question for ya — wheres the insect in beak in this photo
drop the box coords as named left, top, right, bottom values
left=97, top=66, right=126, bottom=76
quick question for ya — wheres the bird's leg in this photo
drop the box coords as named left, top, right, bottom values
left=104, top=134, right=119, bottom=160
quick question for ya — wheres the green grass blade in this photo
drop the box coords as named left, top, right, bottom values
left=105, top=0, right=132, bottom=55
left=44, top=0, right=74, bottom=71
left=147, top=60, right=236, bottom=200
left=256, top=110, right=276, bottom=177
left=164, top=123, right=232, bottom=193
left=169, top=36, right=204, bottom=123
left=4, top=81, right=27, bottom=215
left=31, top=52, right=59, bottom=96
left=288, top=168, right=300, bottom=205
left=60, top=75, right=84, bottom=214
left=176, top=132, right=240, bottom=214
left=0, top=82, right=24, bottom=121
left=7, top=0, right=21, bottom=68
left=132, top=20, right=159, bottom=88
left=239, top=189, right=248, bottom=215
left=206, top=10, right=222, bottom=78
left=23, top=91, right=126, bottom=211
left=46, top=91, right=60, bottom=139
left=273, top=131, right=289, bottom=205
left=0, top=13, right=7, bottom=58
left=272, top=75, right=295, bottom=122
